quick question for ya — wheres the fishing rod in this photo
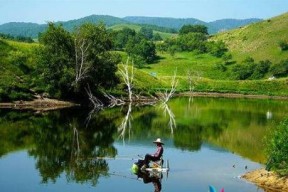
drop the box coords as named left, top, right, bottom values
left=76, top=154, right=143, bottom=161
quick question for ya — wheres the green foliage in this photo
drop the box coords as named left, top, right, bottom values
left=179, top=24, right=208, bottom=35
left=206, top=40, right=228, bottom=57
left=231, top=57, right=272, bottom=80
left=37, top=22, right=120, bottom=100
left=178, top=32, right=207, bottom=52
left=112, top=27, right=136, bottom=50
left=37, top=22, right=75, bottom=98
left=266, top=117, right=288, bottom=176
left=139, top=27, right=153, bottom=40
left=269, top=60, right=288, bottom=78
left=0, top=33, right=34, bottom=43
left=279, top=41, right=288, bottom=51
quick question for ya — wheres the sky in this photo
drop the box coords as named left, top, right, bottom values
left=0, top=0, right=288, bottom=24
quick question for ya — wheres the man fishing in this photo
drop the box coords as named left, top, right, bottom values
left=141, top=138, right=164, bottom=171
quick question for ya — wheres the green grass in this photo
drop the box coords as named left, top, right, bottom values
left=135, top=51, right=288, bottom=96
left=0, top=39, right=38, bottom=101
left=142, top=52, right=225, bottom=79
left=109, top=24, right=176, bottom=39
left=212, top=13, right=288, bottom=64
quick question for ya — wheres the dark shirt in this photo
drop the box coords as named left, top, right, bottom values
left=153, top=145, right=163, bottom=158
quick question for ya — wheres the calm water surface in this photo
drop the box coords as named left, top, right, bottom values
left=0, top=97, right=287, bottom=192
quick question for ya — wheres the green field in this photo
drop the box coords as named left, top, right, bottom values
left=212, top=13, right=288, bottom=64
left=109, top=23, right=177, bottom=39
left=134, top=52, right=288, bottom=96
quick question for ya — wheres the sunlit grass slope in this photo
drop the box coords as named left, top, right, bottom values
left=0, top=39, right=38, bottom=101
left=139, top=52, right=288, bottom=96
left=109, top=24, right=176, bottom=39
left=212, top=12, right=288, bottom=63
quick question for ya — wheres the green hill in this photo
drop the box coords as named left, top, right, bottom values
left=0, top=39, right=38, bottom=101
left=212, top=13, right=288, bottom=64
left=0, top=14, right=261, bottom=38
left=123, top=16, right=261, bottom=34
left=109, top=23, right=176, bottom=39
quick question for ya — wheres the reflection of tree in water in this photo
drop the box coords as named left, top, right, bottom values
left=174, top=121, right=226, bottom=151
left=28, top=109, right=118, bottom=185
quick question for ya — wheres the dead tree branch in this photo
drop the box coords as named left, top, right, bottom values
left=159, top=70, right=178, bottom=103
left=74, top=36, right=91, bottom=84
left=119, top=59, right=134, bottom=102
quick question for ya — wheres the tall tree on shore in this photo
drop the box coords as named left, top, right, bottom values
left=37, top=22, right=75, bottom=99
left=37, top=23, right=120, bottom=100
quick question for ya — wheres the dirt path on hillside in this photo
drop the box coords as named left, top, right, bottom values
left=242, top=169, right=288, bottom=192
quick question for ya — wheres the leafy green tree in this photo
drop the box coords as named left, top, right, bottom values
left=279, top=41, right=288, bottom=51
left=179, top=24, right=208, bottom=35
left=231, top=58, right=256, bottom=80
left=37, top=22, right=120, bottom=100
left=206, top=40, right=228, bottom=57
left=178, top=32, right=207, bottom=52
left=126, top=36, right=157, bottom=64
left=113, top=27, right=136, bottom=50
left=266, top=117, right=288, bottom=175
left=37, top=22, right=75, bottom=99
left=73, top=23, right=120, bottom=90
left=152, top=33, right=163, bottom=41
left=139, top=27, right=153, bottom=40
left=250, top=60, right=271, bottom=79
left=270, top=60, right=288, bottom=78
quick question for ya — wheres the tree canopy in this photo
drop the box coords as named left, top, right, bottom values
left=37, top=22, right=120, bottom=101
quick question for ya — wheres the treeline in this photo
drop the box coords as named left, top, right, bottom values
left=0, top=33, right=34, bottom=43
left=158, top=24, right=228, bottom=58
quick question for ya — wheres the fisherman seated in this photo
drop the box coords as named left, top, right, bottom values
left=141, top=138, right=164, bottom=171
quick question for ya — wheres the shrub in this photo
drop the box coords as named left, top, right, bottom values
left=266, top=117, right=288, bottom=176
left=270, top=60, right=288, bottom=77
left=279, top=41, right=288, bottom=51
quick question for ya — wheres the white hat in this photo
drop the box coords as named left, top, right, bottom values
left=153, top=138, right=164, bottom=145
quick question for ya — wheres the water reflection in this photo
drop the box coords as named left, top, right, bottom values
left=0, top=97, right=287, bottom=188
left=136, top=171, right=162, bottom=192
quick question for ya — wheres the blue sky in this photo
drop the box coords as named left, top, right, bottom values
left=0, top=0, right=287, bottom=24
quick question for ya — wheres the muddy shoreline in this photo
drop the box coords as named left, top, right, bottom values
left=242, top=169, right=288, bottom=192
left=0, top=98, right=78, bottom=111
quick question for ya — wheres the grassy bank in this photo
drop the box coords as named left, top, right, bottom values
left=136, top=52, right=288, bottom=97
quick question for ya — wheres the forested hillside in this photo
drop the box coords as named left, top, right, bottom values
left=0, top=14, right=261, bottom=38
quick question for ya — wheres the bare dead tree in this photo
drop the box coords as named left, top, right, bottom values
left=85, top=84, right=103, bottom=109
left=74, top=35, right=91, bottom=85
left=160, top=102, right=176, bottom=135
left=102, top=92, right=125, bottom=107
left=159, top=70, right=178, bottom=104
left=118, top=102, right=132, bottom=143
left=119, top=59, right=134, bottom=102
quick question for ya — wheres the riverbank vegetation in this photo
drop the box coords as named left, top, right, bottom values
left=0, top=13, right=288, bottom=103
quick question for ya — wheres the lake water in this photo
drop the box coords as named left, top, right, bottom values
left=0, top=97, right=287, bottom=192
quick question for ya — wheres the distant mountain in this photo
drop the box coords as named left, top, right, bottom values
left=0, top=14, right=262, bottom=38
left=0, top=22, right=47, bottom=38
left=209, top=18, right=262, bottom=33
left=123, top=16, right=262, bottom=34
left=123, top=16, right=206, bottom=29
